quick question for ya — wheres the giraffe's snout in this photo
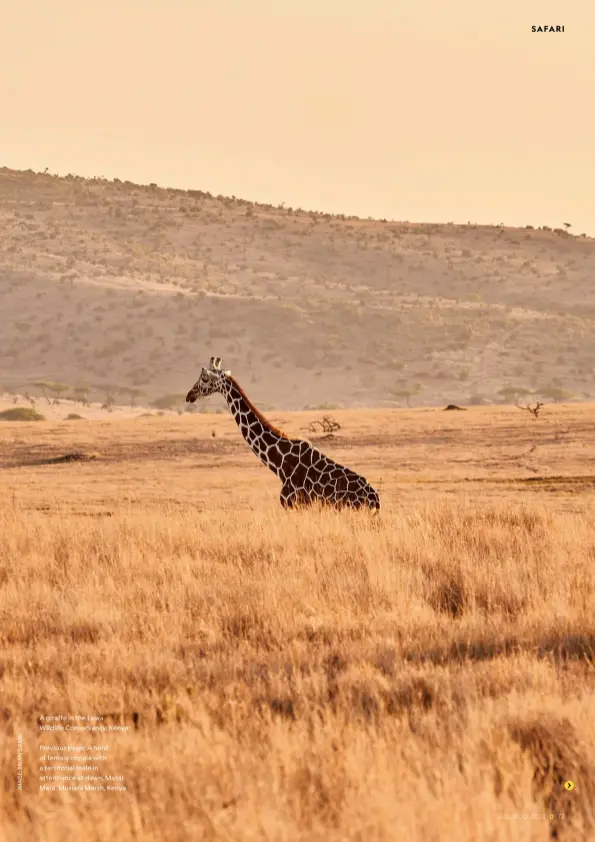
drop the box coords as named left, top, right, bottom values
left=186, top=388, right=197, bottom=403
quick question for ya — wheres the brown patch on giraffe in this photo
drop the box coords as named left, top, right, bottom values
left=229, top=376, right=295, bottom=441
left=266, top=447, right=283, bottom=471
left=300, top=448, right=312, bottom=466
left=261, top=431, right=280, bottom=449
left=277, top=439, right=294, bottom=455
left=281, top=452, right=300, bottom=475
left=290, top=463, right=308, bottom=487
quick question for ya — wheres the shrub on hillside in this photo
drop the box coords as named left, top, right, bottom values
left=151, top=394, right=185, bottom=410
left=0, top=407, right=45, bottom=421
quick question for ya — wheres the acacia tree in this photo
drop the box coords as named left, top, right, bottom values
left=96, top=383, right=118, bottom=409
left=120, top=387, right=146, bottom=409
left=537, top=385, right=574, bottom=403
left=151, top=394, right=186, bottom=410
left=50, top=383, right=70, bottom=402
left=391, top=382, right=423, bottom=408
left=72, top=386, right=91, bottom=406
left=32, top=380, right=70, bottom=405
left=497, top=386, right=533, bottom=405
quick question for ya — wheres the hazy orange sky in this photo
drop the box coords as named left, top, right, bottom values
left=3, top=1, right=594, bottom=233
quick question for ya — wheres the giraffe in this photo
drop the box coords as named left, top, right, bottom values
left=186, top=357, right=380, bottom=510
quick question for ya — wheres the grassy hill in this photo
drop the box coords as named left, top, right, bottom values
left=1, top=166, right=594, bottom=410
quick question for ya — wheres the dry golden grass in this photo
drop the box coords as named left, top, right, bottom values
left=2, top=405, right=595, bottom=841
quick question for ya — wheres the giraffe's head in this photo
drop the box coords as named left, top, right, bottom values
left=186, top=356, right=231, bottom=402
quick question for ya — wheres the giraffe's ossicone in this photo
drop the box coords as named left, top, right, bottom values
left=186, top=357, right=380, bottom=510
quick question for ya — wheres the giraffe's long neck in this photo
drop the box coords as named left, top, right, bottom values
left=220, top=376, right=289, bottom=477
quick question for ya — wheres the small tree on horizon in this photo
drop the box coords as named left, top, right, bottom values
left=497, top=385, right=534, bottom=404
left=536, top=385, right=574, bottom=403
left=120, top=386, right=147, bottom=409
left=72, top=386, right=91, bottom=405
left=96, top=383, right=118, bottom=408
left=32, top=380, right=70, bottom=405
left=391, top=383, right=422, bottom=408
left=151, top=394, right=186, bottom=411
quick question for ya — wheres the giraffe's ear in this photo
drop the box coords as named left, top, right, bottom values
left=223, top=369, right=231, bottom=376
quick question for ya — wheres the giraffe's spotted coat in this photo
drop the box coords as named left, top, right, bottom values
left=186, top=357, right=380, bottom=510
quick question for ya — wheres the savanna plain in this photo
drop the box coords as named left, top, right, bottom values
left=2, top=403, right=595, bottom=842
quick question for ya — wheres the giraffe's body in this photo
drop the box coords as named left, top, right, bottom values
left=186, top=357, right=380, bottom=510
